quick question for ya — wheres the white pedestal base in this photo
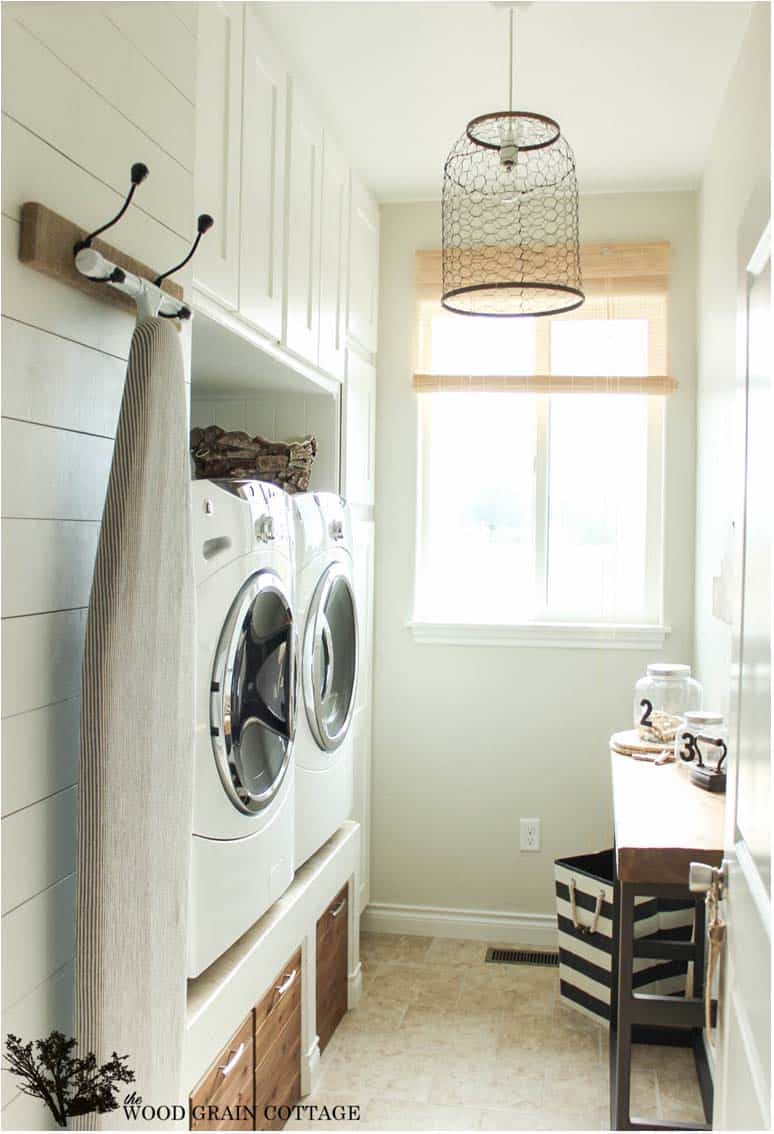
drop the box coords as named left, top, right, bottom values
left=301, top=1036, right=321, bottom=1097
left=347, top=961, right=363, bottom=1010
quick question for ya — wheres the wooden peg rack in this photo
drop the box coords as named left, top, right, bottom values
left=18, top=202, right=185, bottom=315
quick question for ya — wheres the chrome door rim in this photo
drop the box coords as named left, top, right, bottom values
left=210, top=569, right=296, bottom=814
left=302, top=562, right=358, bottom=753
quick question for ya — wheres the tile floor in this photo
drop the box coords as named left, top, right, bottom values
left=288, top=933, right=708, bottom=1131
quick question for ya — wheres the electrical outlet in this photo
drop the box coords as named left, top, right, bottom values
left=520, top=818, right=541, bottom=852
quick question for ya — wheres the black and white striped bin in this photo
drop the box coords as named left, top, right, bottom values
left=554, top=850, right=693, bottom=1025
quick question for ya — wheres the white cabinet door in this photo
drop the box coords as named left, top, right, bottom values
left=285, top=81, right=322, bottom=365
left=194, top=1, right=243, bottom=310
left=318, top=134, right=349, bottom=382
left=343, top=352, right=376, bottom=509
left=239, top=8, right=286, bottom=340
left=351, top=703, right=372, bottom=915
left=351, top=518, right=374, bottom=914
left=347, top=175, right=380, bottom=356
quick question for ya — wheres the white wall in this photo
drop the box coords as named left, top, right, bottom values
left=370, top=190, right=698, bottom=922
left=694, top=3, right=770, bottom=716
left=1, top=4, right=196, bottom=1126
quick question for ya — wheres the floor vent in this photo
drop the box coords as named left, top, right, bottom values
left=485, top=947, right=559, bottom=967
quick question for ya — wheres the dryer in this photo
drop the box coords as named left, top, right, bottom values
left=189, top=479, right=296, bottom=977
left=292, top=493, right=358, bottom=869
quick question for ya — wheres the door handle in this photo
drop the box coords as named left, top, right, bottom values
left=219, top=1042, right=245, bottom=1077
left=330, top=897, right=347, bottom=919
left=689, top=861, right=728, bottom=897
left=320, top=617, right=334, bottom=701
left=274, top=968, right=298, bottom=998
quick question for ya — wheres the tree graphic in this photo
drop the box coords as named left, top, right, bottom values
left=4, top=1030, right=135, bottom=1128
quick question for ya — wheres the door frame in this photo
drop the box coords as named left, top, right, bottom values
left=713, top=179, right=771, bottom=1129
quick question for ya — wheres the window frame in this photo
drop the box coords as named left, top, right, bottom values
left=411, top=391, right=668, bottom=649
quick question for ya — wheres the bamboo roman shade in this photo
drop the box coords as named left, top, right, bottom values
left=414, top=242, right=677, bottom=395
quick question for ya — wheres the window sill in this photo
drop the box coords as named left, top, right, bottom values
left=407, top=620, right=671, bottom=650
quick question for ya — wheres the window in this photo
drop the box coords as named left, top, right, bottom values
left=412, top=244, right=673, bottom=643
left=417, top=391, right=539, bottom=623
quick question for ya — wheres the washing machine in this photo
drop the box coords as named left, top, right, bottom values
left=189, top=479, right=297, bottom=977
left=292, top=493, right=358, bottom=869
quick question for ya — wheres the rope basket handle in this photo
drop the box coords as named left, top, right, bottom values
left=569, top=877, right=605, bottom=935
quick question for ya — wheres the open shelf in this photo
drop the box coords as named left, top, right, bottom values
left=191, top=291, right=340, bottom=399
left=189, top=293, right=342, bottom=495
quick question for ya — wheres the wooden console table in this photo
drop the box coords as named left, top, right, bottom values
left=610, top=752, right=725, bottom=1131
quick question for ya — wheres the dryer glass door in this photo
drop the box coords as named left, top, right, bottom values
left=212, top=571, right=295, bottom=814
left=304, top=563, right=357, bottom=752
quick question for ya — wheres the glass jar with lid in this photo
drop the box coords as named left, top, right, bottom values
left=675, top=711, right=727, bottom=770
left=633, top=663, right=703, bottom=742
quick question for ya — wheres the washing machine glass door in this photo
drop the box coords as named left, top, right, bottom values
left=303, top=562, right=357, bottom=752
left=212, top=570, right=296, bottom=814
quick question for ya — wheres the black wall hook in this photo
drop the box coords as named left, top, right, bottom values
left=154, top=214, right=214, bottom=288
left=73, top=163, right=149, bottom=257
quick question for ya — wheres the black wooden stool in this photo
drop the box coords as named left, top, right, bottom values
left=609, top=880, right=714, bottom=1131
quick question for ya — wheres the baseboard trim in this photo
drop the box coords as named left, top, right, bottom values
left=361, top=902, right=558, bottom=949
left=347, top=961, right=363, bottom=1009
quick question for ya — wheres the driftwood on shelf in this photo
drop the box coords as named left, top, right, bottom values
left=190, top=425, right=317, bottom=494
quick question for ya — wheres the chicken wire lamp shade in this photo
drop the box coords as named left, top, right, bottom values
left=442, top=110, right=585, bottom=318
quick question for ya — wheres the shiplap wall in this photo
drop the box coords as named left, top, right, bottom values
left=190, top=394, right=341, bottom=493
left=1, top=4, right=196, bottom=1126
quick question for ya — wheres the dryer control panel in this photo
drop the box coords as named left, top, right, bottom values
left=255, top=514, right=275, bottom=543
left=315, top=493, right=353, bottom=552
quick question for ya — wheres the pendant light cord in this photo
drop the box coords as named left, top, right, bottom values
left=508, top=8, right=514, bottom=112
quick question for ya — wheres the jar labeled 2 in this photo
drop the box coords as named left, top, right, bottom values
left=634, top=663, right=703, bottom=743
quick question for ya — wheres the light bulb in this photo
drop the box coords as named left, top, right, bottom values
left=498, top=119, right=519, bottom=169
left=500, top=142, right=518, bottom=169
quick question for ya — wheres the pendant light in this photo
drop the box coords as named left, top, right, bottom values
left=442, top=5, right=584, bottom=317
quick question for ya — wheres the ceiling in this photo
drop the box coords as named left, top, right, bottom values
left=257, top=1, right=753, bottom=201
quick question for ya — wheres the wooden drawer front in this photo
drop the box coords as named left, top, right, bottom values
left=316, top=884, right=349, bottom=1054
left=260, top=1073, right=301, bottom=1132
left=254, top=1009, right=302, bottom=1131
left=316, top=884, right=348, bottom=957
left=190, top=1013, right=254, bottom=1131
left=317, top=963, right=347, bottom=1055
left=254, top=948, right=302, bottom=1051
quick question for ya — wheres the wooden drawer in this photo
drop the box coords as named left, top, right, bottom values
left=254, top=1009, right=301, bottom=1131
left=316, top=884, right=348, bottom=1054
left=316, top=884, right=348, bottom=954
left=260, top=1071, right=301, bottom=1132
left=254, top=948, right=302, bottom=1053
left=189, top=947, right=305, bottom=1131
left=190, top=1013, right=254, bottom=1131
left=317, top=933, right=347, bottom=991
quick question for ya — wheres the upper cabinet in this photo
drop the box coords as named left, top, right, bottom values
left=194, top=1, right=243, bottom=310
left=192, top=5, right=380, bottom=383
left=285, top=81, right=323, bottom=365
left=347, top=175, right=380, bottom=356
left=239, top=6, right=287, bottom=341
left=318, top=134, right=349, bottom=383
left=343, top=352, right=376, bottom=509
